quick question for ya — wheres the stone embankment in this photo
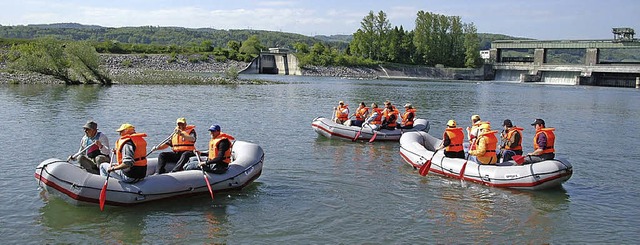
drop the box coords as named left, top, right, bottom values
left=0, top=52, right=486, bottom=84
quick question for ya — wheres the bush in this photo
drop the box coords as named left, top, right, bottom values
left=121, top=59, right=133, bottom=67
left=224, top=67, right=239, bottom=80
left=167, top=52, right=177, bottom=63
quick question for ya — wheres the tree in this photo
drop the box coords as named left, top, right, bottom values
left=227, top=40, right=240, bottom=52
left=239, top=35, right=264, bottom=56
left=8, top=38, right=111, bottom=85
left=374, top=10, right=392, bottom=61
left=293, top=42, right=309, bottom=54
left=463, top=23, right=482, bottom=68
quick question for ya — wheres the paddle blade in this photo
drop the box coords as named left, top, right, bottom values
left=459, top=161, right=468, bottom=179
left=352, top=131, right=362, bottom=142
left=419, top=160, right=432, bottom=176
left=513, top=155, right=525, bottom=165
left=203, top=171, right=215, bottom=200
left=99, top=180, right=108, bottom=211
left=369, top=131, right=378, bottom=143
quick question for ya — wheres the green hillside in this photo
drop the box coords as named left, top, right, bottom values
left=0, top=23, right=523, bottom=51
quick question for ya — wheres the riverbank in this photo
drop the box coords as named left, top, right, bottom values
left=0, top=53, right=487, bottom=84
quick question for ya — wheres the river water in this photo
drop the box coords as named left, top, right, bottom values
left=1, top=76, right=638, bottom=244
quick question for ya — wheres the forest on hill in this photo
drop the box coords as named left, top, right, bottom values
left=0, top=22, right=517, bottom=54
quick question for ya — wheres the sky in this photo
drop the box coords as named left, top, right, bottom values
left=1, top=0, right=639, bottom=40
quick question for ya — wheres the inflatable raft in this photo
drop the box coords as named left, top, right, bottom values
left=399, top=131, right=572, bottom=190
left=35, top=141, right=264, bottom=207
left=312, top=117, right=430, bottom=141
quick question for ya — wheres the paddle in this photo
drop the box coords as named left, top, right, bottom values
left=67, top=142, right=96, bottom=162
left=146, top=130, right=177, bottom=157
left=459, top=152, right=472, bottom=180
left=194, top=150, right=214, bottom=200
left=331, top=107, right=336, bottom=122
left=353, top=128, right=363, bottom=142
left=99, top=151, right=115, bottom=211
left=369, top=130, right=378, bottom=143
left=419, top=149, right=439, bottom=176
left=459, top=138, right=476, bottom=180
left=353, top=123, right=372, bottom=142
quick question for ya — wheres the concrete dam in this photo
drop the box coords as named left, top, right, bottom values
left=241, top=48, right=301, bottom=75
left=489, top=28, right=640, bottom=88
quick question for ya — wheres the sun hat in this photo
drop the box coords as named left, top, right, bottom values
left=116, top=123, right=134, bottom=132
left=447, top=120, right=457, bottom=127
left=83, top=121, right=98, bottom=130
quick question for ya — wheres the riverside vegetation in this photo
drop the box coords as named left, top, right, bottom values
left=3, top=9, right=637, bottom=85
left=0, top=10, right=530, bottom=85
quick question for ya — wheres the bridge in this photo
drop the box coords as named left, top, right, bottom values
left=489, top=28, right=640, bottom=88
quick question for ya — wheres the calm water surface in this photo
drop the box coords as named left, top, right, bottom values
left=1, top=76, right=639, bottom=244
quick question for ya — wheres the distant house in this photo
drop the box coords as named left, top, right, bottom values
left=267, top=47, right=290, bottom=54
left=480, top=50, right=490, bottom=60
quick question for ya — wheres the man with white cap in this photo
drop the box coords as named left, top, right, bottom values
left=397, top=103, right=416, bottom=129
left=68, top=120, right=110, bottom=174
left=334, top=101, right=349, bottom=124
left=153, top=117, right=197, bottom=174
left=100, top=123, right=148, bottom=183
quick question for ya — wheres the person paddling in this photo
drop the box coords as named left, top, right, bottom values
left=500, top=119, right=523, bottom=162
left=68, top=120, right=110, bottom=174
left=362, top=103, right=383, bottom=131
left=468, top=123, right=498, bottom=165
left=100, top=123, right=148, bottom=183
left=437, top=120, right=465, bottom=159
left=185, top=124, right=235, bottom=174
left=153, top=117, right=197, bottom=174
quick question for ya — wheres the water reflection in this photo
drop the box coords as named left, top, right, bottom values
left=37, top=190, right=236, bottom=243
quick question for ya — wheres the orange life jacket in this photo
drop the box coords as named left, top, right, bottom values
left=370, top=108, right=384, bottom=125
left=383, top=108, right=399, bottom=127
left=335, top=105, right=349, bottom=121
left=443, top=127, right=464, bottom=152
left=504, top=127, right=523, bottom=151
left=401, top=109, right=416, bottom=127
left=208, top=133, right=236, bottom=164
left=355, top=107, right=369, bottom=121
left=115, top=133, right=148, bottom=167
left=533, top=128, right=555, bottom=154
left=469, top=121, right=490, bottom=150
left=474, top=130, right=498, bottom=164
left=171, top=125, right=196, bottom=152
